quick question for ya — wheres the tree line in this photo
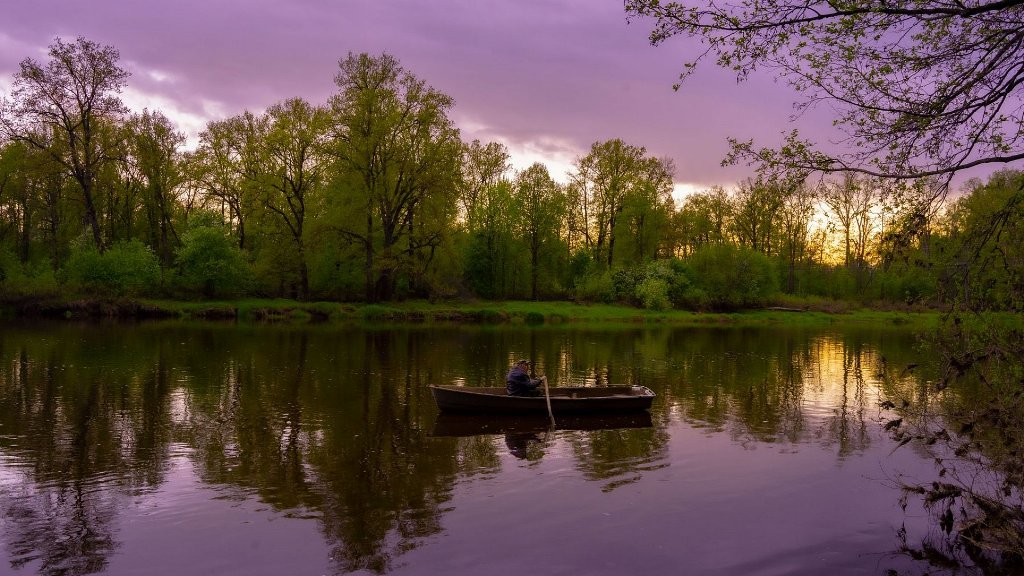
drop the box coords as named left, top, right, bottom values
left=0, top=37, right=1020, bottom=310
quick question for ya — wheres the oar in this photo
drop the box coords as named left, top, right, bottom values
left=541, top=375, right=555, bottom=427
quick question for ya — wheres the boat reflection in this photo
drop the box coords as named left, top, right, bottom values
left=504, top=432, right=545, bottom=460
left=434, top=412, right=655, bottom=461
left=431, top=412, right=653, bottom=437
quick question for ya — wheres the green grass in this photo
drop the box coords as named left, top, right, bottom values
left=12, top=295, right=955, bottom=327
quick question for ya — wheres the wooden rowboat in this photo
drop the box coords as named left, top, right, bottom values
left=428, top=385, right=655, bottom=415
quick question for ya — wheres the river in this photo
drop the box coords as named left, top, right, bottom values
left=0, top=320, right=969, bottom=575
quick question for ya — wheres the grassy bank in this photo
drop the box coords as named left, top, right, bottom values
left=0, top=295, right=949, bottom=328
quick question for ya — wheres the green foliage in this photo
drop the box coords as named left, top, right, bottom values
left=575, top=271, right=615, bottom=303
left=0, top=250, right=58, bottom=298
left=64, top=240, right=162, bottom=296
left=574, top=259, right=694, bottom=310
left=0, top=248, right=20, bottom=288
left=513, top=162, right=566, bottom=299
left=359, top=304, right=403, bottom=321
left=3, top=37, right=130, bottom=252
left=309, top=246, right=364, bottom=301
left=249, top=236, right=302, bottom=298
left=938, top=170, right=1024, bottom=311
left=878, top=268, right=936, bottom=306
left=642, top=259, right=692, bottom=309
left=463, top=232, right=496, bottom=298
left=687, top=244, right=778, bottom=310
left=174, top=222, right=252, bottom=299
left=571, top=139, right=675, bottom=268
left=0, top=243, right=60, bottom=298
left=416, top=248, right=463, bottom=302
left=569, top=249, right=594, bottom=290
left=331, top=52, right=462, bottom=302
left=4, top=37, right=1024, bottom=318
left=636, top=277, right=671, bottom=311
left=611, top=268, right=641, bottom=304
left=18, top=263, right=59, bottom=297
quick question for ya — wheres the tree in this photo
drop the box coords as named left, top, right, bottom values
left=462, top=179, right=516, bottom=298
left=940, top=170, right=1024, bottom=310
left=193, top=112, right=262, bottom=250
left=730, top=177, right=786, bottom=255
left=513, top=163, right=564, bottom=300
left=459, top=140, right=511, bottom=231
left=249, top=98, right=330, bottom=300
left=329, top=53, right=462, bottom=302
left=619, top=156, right=676, bottom=262
left=457, top=140, right=515, bottom=298
left=125, top=110, right=185, bottom=268
left=570, top=139, right=665, bottom=268
left=625, top=3, right=1024, bottom=559
left=776, top=180, right=816, bottom=294
left=820, top=174, right=862, bottom=269
left=675, top=186, right=732, bottom=256
left=0, top=37, right=130, bottom=252
left=175, top=212, right=253, bottom=298
left=27, top=143, right=71, bottom=269
left=0, top=142, right=30, bottom=263
left=626, top=1, right=1024, bottom=182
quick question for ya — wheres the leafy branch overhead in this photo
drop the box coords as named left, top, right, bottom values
left=626, top=0, right=1024, bottom=180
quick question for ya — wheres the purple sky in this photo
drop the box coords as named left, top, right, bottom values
left=1, top=1, right=848, bottom=194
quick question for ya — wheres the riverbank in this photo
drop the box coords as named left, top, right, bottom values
left=0, top=296, right=947, bottom=328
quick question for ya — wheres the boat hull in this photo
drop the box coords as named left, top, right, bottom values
left=429, top=385, right=655, bottom=414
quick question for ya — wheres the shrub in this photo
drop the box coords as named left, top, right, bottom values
left=636, top=277, right=671, bottom=311
left=686, top=244, right=778, bottom=310
left=64, top=240, right=161, bottom=296
left=174, top=224, right=253, bottom=298
left=878, top=268, right=936, bottom=306
left=18, top=263, right=59, bottom=297
left=463, top=232, right=496, bottom=298
left=568, top=249, right=594, bottom=290
left=309, top=248, right=364, bottom=300
left=0, top=249, right=28, bottom=297
left=524, top=311, right=545, bottom=325
left=635, top=259, right=693, bottom=309
left=611, top=268, right=640, bottom=304
left=575, top=271, right=615, bottom=303
left=0, top=250, right=59, bottom=298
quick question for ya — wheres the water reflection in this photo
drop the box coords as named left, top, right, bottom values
left=0, top=321, right=951, bottom=575
left=431, top=413, right=654, bottom=437
left=433, top=412, right=655, bottom=466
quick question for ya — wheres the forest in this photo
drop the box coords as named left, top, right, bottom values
left=1, top=37, right=1022, bottom=312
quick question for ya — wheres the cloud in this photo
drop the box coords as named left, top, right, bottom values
left=0, top=0, right=832, bottom=188
left=121, top=87, right=227, bottom=149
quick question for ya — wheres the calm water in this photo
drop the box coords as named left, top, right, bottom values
left=0, top=320, right=960, bottom=575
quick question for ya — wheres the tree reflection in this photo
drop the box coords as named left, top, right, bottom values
left=176, top=328, right=463, bottom=574
left=0, top=321, right=935, bottom=575
left=605, top=327, right=907, bottom=454
left=565, top=426, right=669, bottom=492
left=0, top=324, right=176, bottom=576
left=878, top=328, right=1024, bottom=574
left=504, top=432, right=545, bottom=460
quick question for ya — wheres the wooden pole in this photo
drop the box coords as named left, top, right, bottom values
left=542, top=375, right=555, bottom=427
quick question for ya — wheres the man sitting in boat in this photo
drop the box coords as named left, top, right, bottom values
left=506, top=359, right=546, bottom=396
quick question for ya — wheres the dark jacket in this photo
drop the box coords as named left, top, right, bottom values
left=506, top=366, right=542, bottom=396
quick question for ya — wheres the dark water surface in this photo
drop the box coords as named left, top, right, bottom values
left=0, top=321, right=954, bottom=575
